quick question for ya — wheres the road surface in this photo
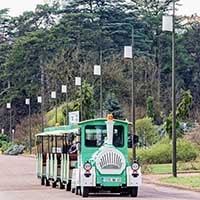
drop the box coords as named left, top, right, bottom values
left=0, top=155, right=199, bottom=200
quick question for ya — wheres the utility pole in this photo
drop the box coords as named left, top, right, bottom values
left=26, top=98, right=32, bottom=154
left=172, top=0, right=177, bottom=177
left=131, top=26, right=136, bottom=161
left=124, top=24, right=136, bottom=161
left=100, top=50, right=103, bottom=118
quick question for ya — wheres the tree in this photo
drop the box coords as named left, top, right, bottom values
left=104, top=93, right=124, bottom=119
left=136, top=117, right=157, bottom=147
left=176, top=90, right=192, bottom=121
left=164, top=90, right=193, bottom=138
left=146, top=96, right=155, bottom=121
left=71, top=81, right=95, bottom=120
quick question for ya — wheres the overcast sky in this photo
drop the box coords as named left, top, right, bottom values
left=0, top=0, right=199, bottom=16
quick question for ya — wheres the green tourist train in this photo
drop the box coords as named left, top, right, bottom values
left=36, top=114, right=142, bottom=197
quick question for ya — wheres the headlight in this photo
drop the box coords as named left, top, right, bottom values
left=83, top=161, right=92, bottom=171
left=131, top=162, right=139, bottom=171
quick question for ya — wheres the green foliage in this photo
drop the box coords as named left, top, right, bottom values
left=0, top=0, right=200, bottom=141
left=46, top=104, right=66, bottom=126
left=136, top=138, right=199, bottom=164
left=164, top=90, right=193, bottom=138
left=0, top=134, right=9, bottom=148
left=1, top=142, right=12, bottom=152
left=104, top=93, right=124, bottom=119
left=176, top=90, right=192, bottom=120
left=136, top=117, right=158, bottom=146
left=74, top=81, right=95, bottom=120
left=146, top=96, right=155, bottom=121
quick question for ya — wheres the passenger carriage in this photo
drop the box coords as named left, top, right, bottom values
left=36, top=114, right=142, bottom=197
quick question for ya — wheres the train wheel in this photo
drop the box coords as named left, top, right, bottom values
left=82, top=187, right=89, bottom=198
left=52, top=181, right=57, bottom=188
left=41, top=177, right=45, bottom=185
left=75, top=186, right=79, bottom=195
left=45, top=178, right=50, bottom=186
left=130, top=187, right=138, bottom=197
left=60, top=181, right=65, bottom=189
left=71, top=188, right=75, bottom=193
left=66, top=180, right=71, bottom=191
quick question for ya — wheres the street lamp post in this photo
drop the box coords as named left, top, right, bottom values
left=37, top=96, right=43, bottom=131
left=162, top=0, right=176, bottom=177
left=25, top=98, right=32, bottom=154
left=171, top=0, right=177, bottom=178
left=75, top=77, right=82, bottom=121
left=94, top=63, right=102, bottom=117
left=12, top=129, right=15, bottom=142
left=6, top=102, right=12, bottom=142
left=61, top=85, right=68, bottom=125
left=51, top=91, right=57, bottom=123
left=124, top=25, right=136, bottom=161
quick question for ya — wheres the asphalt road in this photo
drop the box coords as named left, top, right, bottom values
left=0, top=155, right=199, bottom=200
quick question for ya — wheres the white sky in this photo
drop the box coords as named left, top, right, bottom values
left=0, top=0, right=199, bottom=16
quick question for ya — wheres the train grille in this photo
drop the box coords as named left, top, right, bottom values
left=96, top=148, right=125, bottom=174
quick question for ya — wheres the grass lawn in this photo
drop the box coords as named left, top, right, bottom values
left=160, top=176, right=200, bottom=189
left=142, top=162, right=200, bottom=174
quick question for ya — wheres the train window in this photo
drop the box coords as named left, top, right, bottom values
left=43, top=136, right=49, bottom=153
left=36, top=136, right=42, bottom=153
left=85, top=125, right=124, bottom=147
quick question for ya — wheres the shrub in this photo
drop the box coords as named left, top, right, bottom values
left=136, top=117, right=158, bottom=147
left=1, top=142, right=12, bottom=153
left=0, top=134, right=9, bottom=148
left=132, top=138, right=199, bottom=164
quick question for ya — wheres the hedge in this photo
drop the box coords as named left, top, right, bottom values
left=131, top=138, right=199, bottom=164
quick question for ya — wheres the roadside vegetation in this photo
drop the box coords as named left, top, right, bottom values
left=160, top=176, right=200, bottom=189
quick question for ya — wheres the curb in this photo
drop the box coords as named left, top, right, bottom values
left=20, top=154, right=36, bottom=158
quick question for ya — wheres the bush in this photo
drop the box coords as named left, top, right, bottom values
left=136, top=117, right=158, bottom=147
left=1, top=142, right=12, bottom=153
left=0, top=134, right=9, bottom=148
left=133, top=138, right=199, bottom=164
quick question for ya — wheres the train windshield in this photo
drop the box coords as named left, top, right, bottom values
left=85, top=125, right=124, bottom=147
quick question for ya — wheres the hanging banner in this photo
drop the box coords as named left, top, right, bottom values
left=162, top=15, right=173, bottom=32
left=75, top=77, right=81, bottom=86
left=124, top=46, right=132, bottom=59
left=61, top=85, right=67, bottom=93
left=37, top=96, right=42, bottom=103
left=94, top=65, right=101, bottom=75
left=69, top=111, right=80, bottom=125
left=51, top=91, right=56, bottom=99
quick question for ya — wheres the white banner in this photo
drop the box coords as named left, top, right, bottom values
left=162, top=15, right=173, bottom=32
left=51, top=91, right=56, bottom=99
left=124, top=46, right=132, bottom=59
left=61, top=85, right=67, bottom=93
left=75, top=77, right=81, bottom=86
left=37, top=96, right=42, bottom=103
left=69, top=111, right=80, bottom=125
left=25, top=98, right=30, bottom=105
left=6, top=103, right=11, bottom=109
left=94, top=65, right=101, bottom=75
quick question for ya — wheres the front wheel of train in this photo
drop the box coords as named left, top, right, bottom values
left=82, top=187, right=89, bottom=198
left=52, top=181, right=57, bottom=188
left=130, top=187, right=138, bottom=197
left=66, top=180, right=71, bottom=191
left=75, top=186, right=80, bottom=195
left=60, top=181, right=65, bottom=189
left=41, top=177, right=45, bottom=185
left=45, top=178, right=50, bottom=186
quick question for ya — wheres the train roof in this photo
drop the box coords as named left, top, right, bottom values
left=78, top=118, right=132, bottom=125
left=35, top=124, right=79, bottom=137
